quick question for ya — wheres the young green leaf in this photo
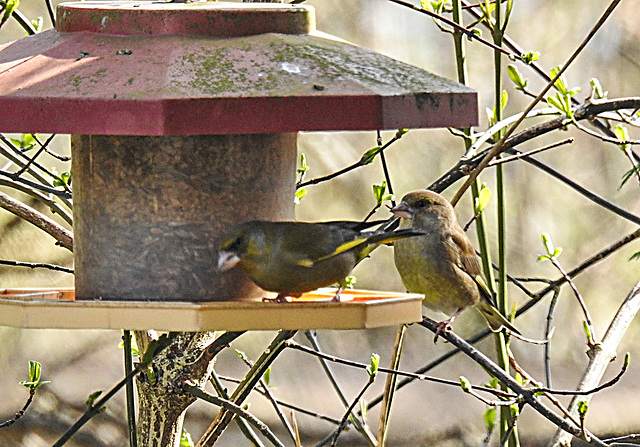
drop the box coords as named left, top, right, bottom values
left=360, top=146, right=381, bottom=165
left=10, top=133, right=37, bottom=151
left=484, top=407, right=496, bottom=432
left=475, top=184, right=491, bottom=213
left=582, top=321, right=592, bottom=341
left=500, top=90, right=508, bottom=112
left=31, top=16, right=43, bottom=33
left=180, top=429, right=195, bottom=447
left=589, top=78, right=607, bottom=99
left=538, top=233, right=562, bottom=261
left=118, top=333, right=140, bottom=357
left=53, top=171, right=72, bottom=188
left=623, top=352, right=631, bottom=369
left=86, top=390, right=103, bottom=407
left=297, top=153, right=309, bottom=174
left=620, top=164, right=640, bottom=190
left=507, top=65, right=528, bottom=91
left=614, top=125, right=629, bottom=151
left=344, top=275, right=357, bottom=289
left=521, top=51, right=540, bottom=64
left=372, top=181, right=394, bottom=206
left=486, top=106, right=496, bottom=127
left=577, top=400, right=588, bottom=416
left=0, top=0, right=19, bottom=29
left=19, top=360, right=50, bottom=390
left=294, top=188, right=307, bottom=204
left=366, top=353, right=380, bottom=378
left=86, top=390, right=106, bottom=413
left=459, top=376, right=471, bottom=392
left=630, top=251, right=640, bottom=261
left=263, top=366, right=271, bottom=387
left=550, top=67, right=567, bottom=95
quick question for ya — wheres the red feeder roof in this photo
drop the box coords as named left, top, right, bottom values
left=0, top=2, right=478, bottom=135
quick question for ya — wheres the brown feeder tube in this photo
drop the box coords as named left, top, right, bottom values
left=73, top=133, right=296, bottom=301
left=0, top=2, right=478, bottom=303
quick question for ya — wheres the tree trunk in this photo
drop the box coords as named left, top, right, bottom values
left=136, top=331, right=217, bottom=447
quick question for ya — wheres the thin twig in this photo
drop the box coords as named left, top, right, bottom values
left=418, top=318, right=608, bottom=447
left=0, top=259, right=72, bottom=273
left=0, top=190, right=73, bottom=251
left=198, top=330, right=297, bottom=447
left=297, top=133, right=403, bottom=189
left=0, top=389, right=35, bottom=428
left=304, top=331, right=377, bottom=445
left=366, top=227, right=640, bottom=412
left=122, top=331, right=138, bottom=447
left=286, top=340, right=516, bottom=400
left=551, top=281, right=640, bottom=446
left=536, top=355, right=630, bottom=396
left=377, top=324, right=406, bottom=446
left=236, top=350, right=297, bottom=443
left=387, top=0, right=519, bottom=59
left=184, top=383, right=285, bottom=447
left=330, top=376, right=375, bottom=447
left=210, top=369, right=267, bottom=446
left=545, top=288, right=561, bottom=388
left=0, top=179, right=73, bottom=225
left=451, top=0, right=623, bottom=206
left=547, top=256, right=598, bottom=347
left=217, top=374, right=342, bottom=425
left=44, top=0, right=56, bottom=26
left=487, top=138, right=574, bottom=166
left=14, top=135, right=55, bottom=177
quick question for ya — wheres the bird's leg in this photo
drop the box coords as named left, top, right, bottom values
left=331, top=286, right=344, bottom=302
left=433, top=308, right=463, bottom=343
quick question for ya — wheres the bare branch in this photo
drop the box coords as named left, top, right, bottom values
left=551, top=281, right=640, bottom=446
left=0, top=190, right=73, bottom=251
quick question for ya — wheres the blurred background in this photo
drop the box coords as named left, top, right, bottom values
left=0, top=1, right=639, bottom=446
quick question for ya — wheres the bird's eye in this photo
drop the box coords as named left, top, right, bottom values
left=415, top=199, right=430, bottom=208
left=221, top=236, right=242, bottom=251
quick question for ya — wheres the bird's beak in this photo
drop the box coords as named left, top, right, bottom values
left=390, top=201, right=413, bottom=219
left=217, top=251, right=241, bottom=271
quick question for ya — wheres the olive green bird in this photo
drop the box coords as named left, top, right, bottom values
left=391, top=190, right=520, bottom=339
left=217, top=220, right=423, bottom=302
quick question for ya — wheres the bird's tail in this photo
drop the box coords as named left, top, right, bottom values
left=475, top=300, right=521, bottom=335
left=354, top=229, right=425, bottom=260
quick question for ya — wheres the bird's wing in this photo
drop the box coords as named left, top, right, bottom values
left=450, top=233, right=521, bottom=335
left=310, top=229, right=423, bottom=265
left=450, top=232, right=483, bottom=277
left=317, top=220, right=387, bottom=232
left=449, top=233, right=495, bottom=302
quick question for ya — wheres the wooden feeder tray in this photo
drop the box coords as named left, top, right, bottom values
left=0, top=288, right=423, bottom=331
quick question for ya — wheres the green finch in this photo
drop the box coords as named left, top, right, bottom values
left=217, top=220, right=423, bottom=302
left=391, top=190, right=519, bottom=339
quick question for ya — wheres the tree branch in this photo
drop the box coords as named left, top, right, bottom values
left=0, top=191, right=73, bottom=251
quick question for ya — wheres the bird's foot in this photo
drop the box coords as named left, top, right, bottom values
left=262, top=294, right=291, bottom=303
left=433, top=320, right=452, bottom=343
left=331, top=287, right=344, bottom=302
left=432, top=308, right=463, bottom=343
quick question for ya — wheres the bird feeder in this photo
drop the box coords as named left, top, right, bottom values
left=0, top=1, right=477, bottom=330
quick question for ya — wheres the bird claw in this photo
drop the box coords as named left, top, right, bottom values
left=262, top=294, right=291, bottom=303
left=433, top=320, right=452, bottom=343
left=331, top=287, right=344, bottom=302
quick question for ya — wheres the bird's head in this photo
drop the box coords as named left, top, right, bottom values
left=217, top=223, right=254, bottom=271
left=390, top=190, right=452, bottom=221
